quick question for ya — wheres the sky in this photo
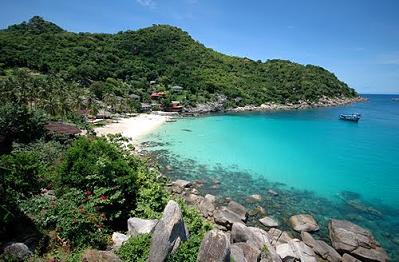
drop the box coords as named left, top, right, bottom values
left=1, top=0, right=399, bottom=94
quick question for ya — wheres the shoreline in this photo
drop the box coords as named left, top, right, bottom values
left=94, top=113, right=171, bottom=142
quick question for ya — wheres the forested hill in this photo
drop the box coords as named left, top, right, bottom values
left=0, top=16, right=357, bottom=108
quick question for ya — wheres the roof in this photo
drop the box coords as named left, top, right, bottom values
left=150, top=92, right=166, bottom=97
left=171, top=85, right=183, bottom=90
left=44, top=122, right=81, bottom=135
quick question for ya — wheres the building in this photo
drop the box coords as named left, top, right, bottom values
left=171, top=85, right=183, bottom=92
left=150, top=91, right=166, bottom=99
left=170, top=101, right=183, bottom=112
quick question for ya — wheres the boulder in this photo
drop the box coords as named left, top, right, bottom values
left=259, top=216, right=279, bottom=227
left=3, top=243, right=32, bottom=261
left=231, top=244, right=247, bottom=262
left=198, top=196, right=216, bottom=218
left=184, top=193, right=204, bottom=206
left=328, top=219, right=388, bottom=262
left=233, top=242, right=261, bottom=262
left=82, top=249, right=121, bottom=262
left=246, top=194, right=263, bottom=203
left=268, top=189, right=279, bottom=196
left=268, top=228, right=293, bottom=247
left=214, top=207, right=244, bottom=229
left=301, top=231, right=341, bottom=262
left=112, top=232, right=129, bottom=250
left=149, top=200, right=189, bottom=262
left=276, top=239, right=317, bottom=262
left=127, top=217, right=158, bottom=237
left=173, top=179, right=192, bottom=188
left=227, top=201, right=248, bottom=222
left=197, top=229, right=230, bottom=262
left=342, top=253, right=362, bottom=262
left=205, top=194, right=216, bottom=203
left=249, top=206, right=267, bottom=217
left=289, top=214, right=319, bottom=232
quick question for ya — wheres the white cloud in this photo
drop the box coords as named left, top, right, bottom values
left=136, top=0, right=156, bottom=8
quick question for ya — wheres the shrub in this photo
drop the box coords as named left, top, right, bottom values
left=117, top=234, right=151, bottom=262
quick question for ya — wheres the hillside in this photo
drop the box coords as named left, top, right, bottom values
left=0, top=16, right=357, bottom=110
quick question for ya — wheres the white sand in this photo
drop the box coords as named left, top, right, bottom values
left=94, top=113, right=169, bottom=141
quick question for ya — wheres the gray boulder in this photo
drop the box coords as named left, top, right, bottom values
left=259, top=216, right=279, bottom=227
left=328, top=219, right=388, bottom=262
left=127, top=217, right=158, bottom=237
left=214, top=207, right=244, bottom=229
left=3, top=243, right=32, bottom=261
left=233, top=242, right=261, bottom=262
left=197, top=229, right=230, bottom=262
left=149, top=200, right=189, bottom=262
left=82, top=249, right=122, bottom=262
left=205, top=194, right=216, bottom=203
left=276, top=239, right=317, bottom=262
left=228, top=201, right=248, bottom=222
left=301, top=231, right=341, bottom=262
left=198, top=195, right=216, bottom=218
left=184, top=193, right=204, bottom=206
left=112, top=232, right=129, bottom=250
left=231, top=244, right=247, bottom=262
left=289, top=214, right=319, bottom=232
left=342, top=253, right=362, bottom=262
left=268, top=228, right=293, bottom=247
left=173, top=179, right=192, bottom=188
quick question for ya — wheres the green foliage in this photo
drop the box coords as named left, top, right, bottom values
left=0, top=17, right=357, bottom=111
left=117, top=234, right=152, bottom=262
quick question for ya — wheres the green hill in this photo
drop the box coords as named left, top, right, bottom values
left=0, top=16, right=357, bottom=109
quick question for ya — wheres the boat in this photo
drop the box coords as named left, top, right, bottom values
left=339, top=113, right=361, bottom=122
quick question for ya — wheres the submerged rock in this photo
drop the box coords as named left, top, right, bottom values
left=197, top=229, right=230, bottom=262
left=246, top=194, right=263, bottom=203
left=268, top=189, right=279, bottom=196
left=149, top=200, right=189, bottom=262
left=328, top=219, right=388, bottom=262
left=127, top=217, right=158, bottom=237
left=289, top=214, right=319, bottom=232
left=259, top=216, right=279, bottom=227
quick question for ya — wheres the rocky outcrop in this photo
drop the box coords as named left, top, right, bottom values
left=2, top=243, right=32, bottom=261
left=127, top=217, right=158, bottom=237
left=149, top=200, right=189, bottom=262
left=173, top=179, right=192, bottom=188
left=82, top=249, right=122, bottom=262
left=233, top=242, right=261, bottom=262
left=231, top=244, right=247, bottom=262
left=259, top=216, right=279, bottom=227
left=112, top=232, right=129, bottom=250
left=198, top=194, right=216, bottom=218
left=289, top=214, right=319, bottom=232
left=227, top=201, right=248, bottom=222
left=214, top=207, right=244, bottom=230
left=328, top=219, right=388, bottom=262
left=197, top=229, right=230, bottom=262
left=301, top=231, right=341, bottom=262
left=342, top=253, right=362, bottom=262
left=268, top=228, right=293, bottom=248
left=276, top=239, right=317, bottom=262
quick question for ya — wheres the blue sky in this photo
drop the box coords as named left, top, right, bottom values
left=1, top=0, right=398, bottom=94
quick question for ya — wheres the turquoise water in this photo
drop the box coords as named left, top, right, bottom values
left=142, top=94, right=399, bottom=258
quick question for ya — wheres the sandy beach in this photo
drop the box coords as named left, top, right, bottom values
left=94, top=113, right=170, bottom=141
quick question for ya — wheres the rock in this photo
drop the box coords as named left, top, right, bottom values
left=127, top=217, right=158, bottom=237
left=82, top=249, right=122, bottom=262
left=233, top=242, right=261, bottom=262
left=231, top=244, right=247, bottom=262
left=328, top=219, right=388, bottom=262
left=268, top=228, right=293, bottom=247
left=268, top=189, right=279, bottom=196
left=342, top=253, right=362, bottom=262
left=289, top=214, right=319, bottom=232
left=249, top=206, right=267, bottom=217
left=259, top=216, right=279, bottom=227
left=205, top=194, right=216, bottom=203
left=3, top=243, right=32, bottom=261
left=227, top=201, right=248, bottom=222
left=198, top=196, right=216, bottom=218
left=276, top=239, right=317, bottom=262
left=149, top=200, right=189, bottom=262
left=191, top=188, right=199, bottom=194
left=214, top=207, right=244, bottom=229
left=246, top=194, right=263, bottom=203
left=197, top=229, right=230, bottom=262
left=301, top=231, right=341, bottom=262
left=112, top=232, right=129, bottom=250
left=184, top=193, right=204, bottom=206
left=173, top=179, right=192, bottom=188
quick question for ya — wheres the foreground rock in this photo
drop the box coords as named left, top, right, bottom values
left=197, top=229, right=230, bottom=262
left=3, top=243, right=32, bottom=261
left=259, top=216, right=279, bottom=227
left=149, top=200, right=189, bottom=262
left=112, top=232, right=129, bottom=250
left=198, top=194, right=216, bottom=218
left=268, top=228, right=293, bottom=247
left=227, top=200, right=248, bottom=222
left=82, top=249, right=121, bottom=262
left=289, top=214, right=319, bottom=232
left=301, top=231, right=341, bottom=262
left=214, top=207, right=244, bottom=230
left=328, top=219, right=388, bottom=262
left=127, top=217, right=158, bottom=237
left=173, top=179, right=192, bottom=188
left=276, top=239, right=317, bottom=262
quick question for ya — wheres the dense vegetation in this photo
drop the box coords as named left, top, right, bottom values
left=0, top=16, right=357, bottom=111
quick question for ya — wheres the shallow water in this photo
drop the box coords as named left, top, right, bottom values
left=141, top=94, right=399, bottom=259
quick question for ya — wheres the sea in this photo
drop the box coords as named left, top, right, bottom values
left=140, top=94, right=399, bottom=259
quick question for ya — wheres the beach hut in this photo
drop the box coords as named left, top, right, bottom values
left=44, top=122, right=81, bottom=137
left=171, top=85, right=183, bottom=93
left=150, top=91, right=166, bottom=100
left=170, top=101, right=183, bottom=112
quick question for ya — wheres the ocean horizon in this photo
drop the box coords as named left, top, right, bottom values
left=141, top=94, right=399, bottom=259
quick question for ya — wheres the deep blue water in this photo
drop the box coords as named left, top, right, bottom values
left=142, top=94, right=399, bottom=258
